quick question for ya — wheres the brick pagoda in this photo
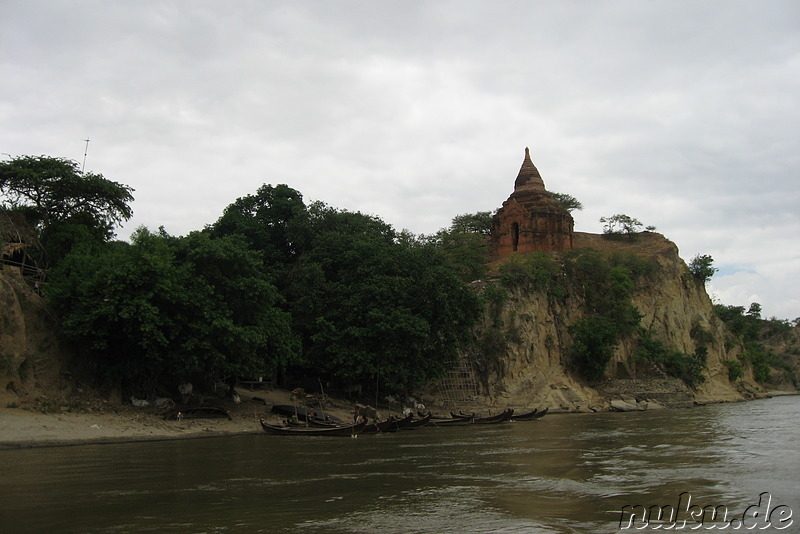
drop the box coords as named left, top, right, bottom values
left=490, top=148, right=574, bottom=257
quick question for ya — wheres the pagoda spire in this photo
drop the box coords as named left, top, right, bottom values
left=514, top=147, right=545, bottom=190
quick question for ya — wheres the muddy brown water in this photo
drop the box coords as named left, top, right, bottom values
left=1, top=396, right=798, bottom=533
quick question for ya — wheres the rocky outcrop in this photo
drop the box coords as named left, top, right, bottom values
left=0, top=268, right=70, bottom=408
left=427, top=231, right=766, bottom=412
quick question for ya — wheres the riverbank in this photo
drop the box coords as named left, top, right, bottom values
left=0, top=386, right=352, bottom=449
left=1, top=387, right=796, bottom=450
left=0, top=406, right=261, bottom=449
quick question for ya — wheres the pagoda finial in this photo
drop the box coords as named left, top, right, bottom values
left=514, top=146, right=544, bottom=190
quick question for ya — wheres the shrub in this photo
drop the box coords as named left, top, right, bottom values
left=725, top=359, right=744, bottom=382
left=690, top=322, right=715, bottom=346
left=688, top=254, right=717, bottom=284
left=600, top=214, right=653, bottom=237
left=636, top=334, right=708, bottom=389
left=498, top=252, right=560, bottom=292
left=569, top=316, right=618, bottom=381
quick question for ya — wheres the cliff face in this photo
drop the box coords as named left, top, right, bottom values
left=436, top=232, right=766, bottom=412
left=0, top=268, right=69, bottom=408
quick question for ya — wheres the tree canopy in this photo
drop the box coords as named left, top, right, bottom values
left=600, top=213, right=656, bottom=236
left=0, top=155, right=134, bottom=264
left=208, top=183, right=309, bottom=271
left=688, top=254, right=717, bottom=284
left=549, top=192, right=583, bottom=213
left=287, top=205, right=482, bottom=392
left=47, top=183, right=483, bottom=397
left=47, top=227, right=298, bottom=392
left=424, top=211, right=493, bottom=282
left=0, top=155, right=134, bottom=232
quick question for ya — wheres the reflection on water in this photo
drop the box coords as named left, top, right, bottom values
left=1, top=396, right=798, bottom=533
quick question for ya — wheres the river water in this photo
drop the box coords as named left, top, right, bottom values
left=1, top=396, right=798, bottom=533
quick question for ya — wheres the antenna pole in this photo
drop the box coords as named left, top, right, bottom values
left=81, top=137, right=90, bottom=172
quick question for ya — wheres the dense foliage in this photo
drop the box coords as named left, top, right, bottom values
left=45, top=178, right=482, bottom=396
left=714, top=303, right=798, bottom=385
left=48, top=228, right=298, bottom=391
left=498, top=252, right=563, bottom=295
left=562, top=249, right=644, bottom=381
left=287, top=205, right=482, bottom=392
left=635, top=335, right=708, bottom=388
left=0, top=155, right=134, bottom=264
left=423, top=212, right=492, bottom=282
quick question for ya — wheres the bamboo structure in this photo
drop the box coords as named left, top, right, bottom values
left=435, top=357, right=480, bottom=406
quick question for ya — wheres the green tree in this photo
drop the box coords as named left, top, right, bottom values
left=549, top=192, right=583, bottom=213
left=569, top=316, right=619, bottom=381
left=209, top=183, right=309, bottom=272
left=600, top=214, right=655, bottom=236
left=746, top=302, right=762, bottom=320
left=563, top=249, right=643, bottom=380
left=428, top=229, right=488, bottom=282
left=47, top=227, right=297, bottom=393
left=287, top=206, right=481, bottom=393
left=0, top=156, right=134, bottom=262
left=688, top=254, right=717, bottom=284
left=426, top=211, right=493, bottom=282
left=449, top=211, right=493, bottom=234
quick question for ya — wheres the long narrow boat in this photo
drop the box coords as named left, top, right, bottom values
left=260, top=419, right=367, bottom=437
left=510, top=408, right=538, bottom=421
left=473, top=408, right=514, bottom=424
left=270, top=405, right=342, bottom=423
left=286, top=418, right=339, bottom=428
left=361, top=413, right=414, bottom=434
left=429, top=413, right=474, bottom=426
left=513, top=407, right=548, bottom=420
left=404, top=412, right=432, bottom=429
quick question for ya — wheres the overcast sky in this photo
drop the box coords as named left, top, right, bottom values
left=2, top=1, right=799, bottom=319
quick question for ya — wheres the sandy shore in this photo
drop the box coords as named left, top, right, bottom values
left=0, top=387, right=355, bottom=449
left=4, top=388, right=795, bottom=450
left=0, top=404, right=271, bottom=449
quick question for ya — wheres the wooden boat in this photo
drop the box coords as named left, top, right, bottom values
left=513, top=407, right=548, bottom=420
left=286, top=418, right=338, bottom=428
left=404, top=412, right=432, bottom=429
left=361, top=413, right=414, bottom=434
left=473, top=408, right=514, bottom=424
left=392, top=412, right=415, bottom=430
left=260, top=419, right=367, bottom=437
left=511, top=408, right=538, bottom=421
left=429, top=413, right=474, bottom=426
left=270, top=404, right=342, bottom=423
